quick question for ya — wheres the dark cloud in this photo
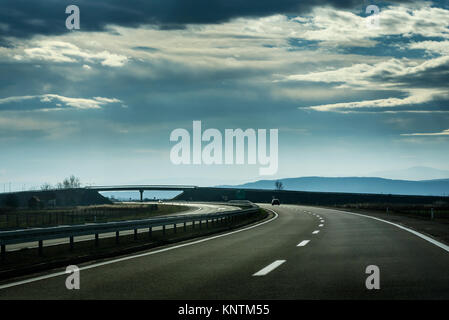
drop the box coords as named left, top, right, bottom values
left=0, top=0, right=410, bottom=42
left=368, top=58, right=449, bottom=89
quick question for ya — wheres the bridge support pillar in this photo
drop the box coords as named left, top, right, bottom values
left=139, top=189, right=144, bottom=202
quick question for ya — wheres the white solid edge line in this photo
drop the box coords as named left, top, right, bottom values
left=297, top=240, right=310, bottom=247
left=337, top=210, right=449, bottom=253
left=0, top=208, right=279, bottom=290
left=253, top=260, right=286, bottom=276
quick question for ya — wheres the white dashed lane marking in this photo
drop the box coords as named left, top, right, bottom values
left=297, top=240, right=310, bottom=247
left=253, top=260, right=286, bottom=276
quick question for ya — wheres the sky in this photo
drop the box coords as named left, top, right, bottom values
left=1, top=0, right=449, bottom=190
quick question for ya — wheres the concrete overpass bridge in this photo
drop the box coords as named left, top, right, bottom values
left=85, top=185, right=198, bottom=201
left=85, top=185, right=447, bottom=205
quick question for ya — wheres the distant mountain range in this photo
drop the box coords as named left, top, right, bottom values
left=218, top=177, right=449, bottom=196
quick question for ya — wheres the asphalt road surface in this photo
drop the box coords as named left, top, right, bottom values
left=4, top=201, right=236, bottom=252
left=1, top=204, right=448, bottom=299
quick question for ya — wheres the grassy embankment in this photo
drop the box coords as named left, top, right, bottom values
left=0, top=203, right=190, bottom=230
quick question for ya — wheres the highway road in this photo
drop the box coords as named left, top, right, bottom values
left=1, top=204, right=448, bottom=299
left=4, top=202, right=237, bottom=252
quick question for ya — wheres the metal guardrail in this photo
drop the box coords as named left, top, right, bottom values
left=0, top=204, right=259, bottom=257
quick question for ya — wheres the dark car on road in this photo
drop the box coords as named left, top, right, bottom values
left=271, top=198, right=280, bottom=205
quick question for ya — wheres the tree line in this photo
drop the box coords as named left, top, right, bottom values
left=40, top=175, right=81, bottom=190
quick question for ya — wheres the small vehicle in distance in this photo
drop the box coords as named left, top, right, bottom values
left=271, top=198, right=280, bottom=206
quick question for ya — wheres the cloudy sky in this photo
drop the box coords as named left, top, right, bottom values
left=1, top=0, right=449, bottom=190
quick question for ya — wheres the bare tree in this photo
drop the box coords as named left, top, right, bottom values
left=40, top=183, right=53, bottom=190
left=275, top=180, right=284, bottom=190
left=57, top=175, right=81, bottom=189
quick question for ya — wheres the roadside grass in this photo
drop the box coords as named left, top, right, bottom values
left=334, top=203, right=449, bottom=221
left=0, top=203, right=190, bottom=230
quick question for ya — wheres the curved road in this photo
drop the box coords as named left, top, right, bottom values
left=4, top=201, right=236, bottom=252
left=1, top=204, right=448, bottom=299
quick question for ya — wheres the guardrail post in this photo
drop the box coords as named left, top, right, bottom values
left=199, top=220, right=202, bottom=229
left=134, top=229, right=138, bottom=240
left=206, top=219, right=209, bottom=229
left=116, top=231, right=119, bottom=244
left=149, top=227, right=152, bottom=238
left=38, top=240, right=43, bottom=256
left=1, top=244, right=5, bottom=260
left=95, top=233, right=99, bottom=246
left=431, top=208, right=434, bottom=220
left=192, top=221, right=195, bottom=229
left=183, top=221, right=186, bottom=232
left=163, top=225, right=166, bottom=236
left=69, top=236, right=74, bottom=251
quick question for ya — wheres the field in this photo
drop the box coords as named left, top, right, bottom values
left=0, top=203, right=189, bottom=230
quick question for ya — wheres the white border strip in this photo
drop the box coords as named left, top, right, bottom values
left=0, top=209, right=279, bottom=290
left=337, top=210, right=449, bottom=253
